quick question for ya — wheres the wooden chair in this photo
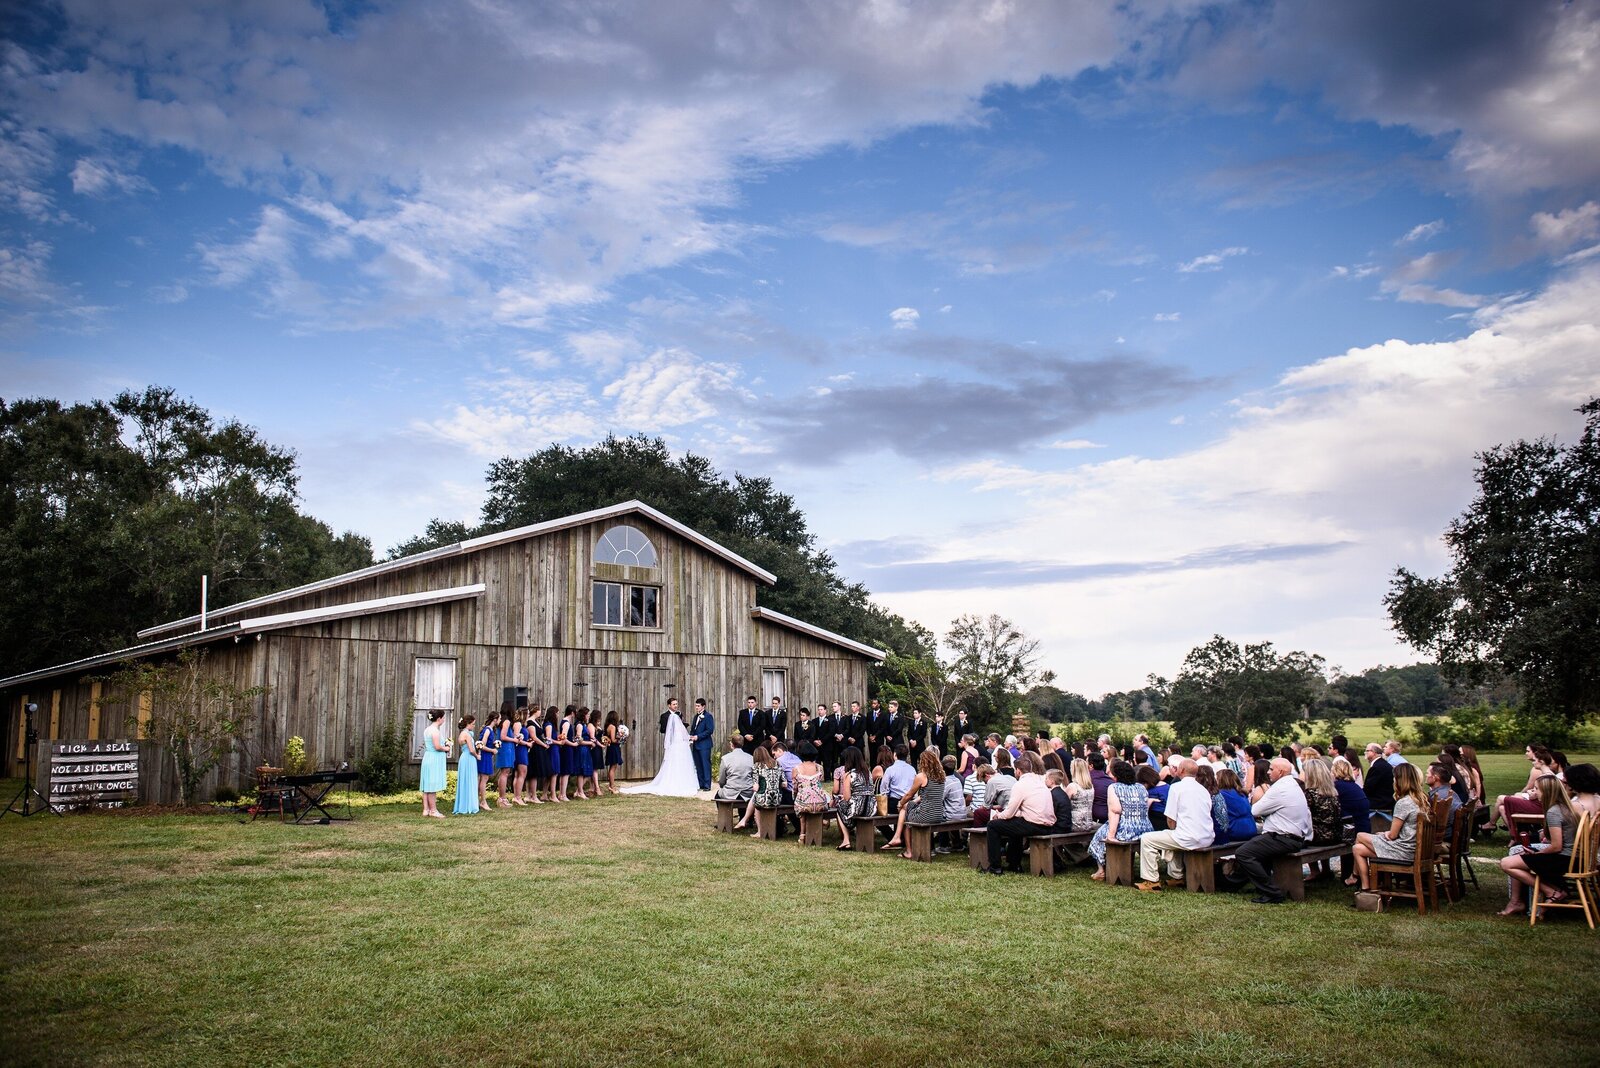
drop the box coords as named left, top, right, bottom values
left=1530, top=813, right=1598, bottom=930
left=1451, top=800, right=1480, bottom=895
left=253, top=766, right=288, bottom=821
left=1429, top=796, right=1460, bottom=903
left=1372, top=807, right=1439, bottom=915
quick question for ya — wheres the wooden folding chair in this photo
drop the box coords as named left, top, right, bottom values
left=253, top=765, right=288, bottom=821
left=1429, top=796, right=1460, bottom=903
left=1530, top=813, right=1597, bottom=930
left=1373, top=808, right=1439, bottom=915
left=1452, top=800, right=1480, bottom=894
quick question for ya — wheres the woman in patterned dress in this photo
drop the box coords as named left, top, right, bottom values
left=1088, top=760, right=1151, bottom=880
left=734, top=747, right=784, bottom=835
left=832, top=747, right=875, bottom=851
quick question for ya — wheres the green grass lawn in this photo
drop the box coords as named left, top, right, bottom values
left=2, top=790, right=1598, bottom=1068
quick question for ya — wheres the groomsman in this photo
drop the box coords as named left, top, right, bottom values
left=840, top=701, right=862, bottom=755
left=954, top=710, right=975, bottom=747
left=814, top=703, right=836, bottom=775
left=930, top=711, right=949, bottom=756
left=884, top=700, right=905, bottom=750
left=737, top=696, right=762, bottom=754
left=907, top=707, right=930, bottom=761
left=763, top=695, right=788, bottom=747
left=794, top=706, right=816, bottom=750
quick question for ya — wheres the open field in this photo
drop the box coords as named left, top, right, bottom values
left=2, top=792, right=1598, bottom=1068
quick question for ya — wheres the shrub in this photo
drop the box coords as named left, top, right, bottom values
left=1413, top=713, right=1445, bottom=748
left=1444, top=702, right=1499, bottom=749
left=358, top=712, right=410, bottom=795
left=282, top=735, right=309, bottom=776
left=213, top=785, right=240, bottom=804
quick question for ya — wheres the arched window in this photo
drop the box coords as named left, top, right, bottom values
left=594, top=524, right=658, bottom=567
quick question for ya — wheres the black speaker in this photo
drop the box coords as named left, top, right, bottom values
left=503, top=685, right=529, bottom=709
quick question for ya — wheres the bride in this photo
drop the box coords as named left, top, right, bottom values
left=621, top=709, right=701, bottom=796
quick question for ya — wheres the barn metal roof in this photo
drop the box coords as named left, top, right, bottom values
left=750, top=606, right=887, bottom=662
left=137, top=500, right=777, bottom=641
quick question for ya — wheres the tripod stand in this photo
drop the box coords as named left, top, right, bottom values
left=3, top=703, right=56, bottom=818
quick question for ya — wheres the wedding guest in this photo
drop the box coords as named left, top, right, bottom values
left=735, top=747, right=783, bottom=835
left=956, top=734, right=980, bottom=781
left=1457, top=745, right=1486, bottom=807
left=885, top=750, right=950, bottom=857
left=983, top=752, right=1055, bottom=874
left=773, top=739, right=802, bottom=836
left=930, top=712, right=950, bottom=756
left=419, top=709, right=450, bottom=819
left=1352, top=762, right=1429, bottom=892
left=1213, top=768, right=1256, bottom=843
left=1301, top=757, right=1343, bottom=846
left=1136, top=758, right=1214, bottom=892
left=953, top=710, right=975, bottom=746
left=1234, top=757, right=1313, bottom=904
left=879, top=744, right=916, bottom=818
left=1489, top=744, right=1558, bottom=842
left=792, top=746, right=830, bottom=845
left=1427, top=762, right=1463, bottom=817
left=1066, top=759, right=1097, bottom=832
left=1089, top=753, right=1113, bottom=822
left=1142, top=764, right=1169, bottom=831
left=968, top=764, right=993, bottom=810
left=452, top=713, right=479, bottom=816
left=602, top=710, right=624, bottom=795
left=987, top=751, right=1017, bottom=813
left=1249, top=758, right=1273, bottom=804
left=1566, top=762, right=1600, bottom=819
left=1361, top=743, right=1394, bottom=819
left=1134, top=734, right=1159, bottom=769
left=1331, top=757, right=1370, bottom=882
left=832, top=747, right=876, bottom=851
left=907, top=707, right=930, bottom=761
left=940, top=755, right=967, bottom=822
left=1088, top=760, right=1150, bottom=881
left=1498, top=776, right=1579, bottom=916
left=715, top=734, right=756, bottom=802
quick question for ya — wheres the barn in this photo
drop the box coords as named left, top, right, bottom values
left=0, top=500, right=884, bottom=797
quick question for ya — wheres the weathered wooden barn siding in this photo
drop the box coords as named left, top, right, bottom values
left=3, top=514, right=874, bottom=794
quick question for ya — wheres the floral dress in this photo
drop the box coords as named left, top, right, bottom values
left=794, top=768, right=829, bottom=813
left=835, top=771, right=874, bottom=828
left=1089, top=783, right=1151, bottom=864
left=752, top=766, right=784, bottom=809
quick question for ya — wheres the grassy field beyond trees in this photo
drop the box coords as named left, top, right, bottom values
left=3, top=794, right=1598, bottom=1068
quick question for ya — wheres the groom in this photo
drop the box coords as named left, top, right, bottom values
left=690, top=697, right=715, bottom=791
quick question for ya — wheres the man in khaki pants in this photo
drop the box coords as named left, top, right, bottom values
left=1137, top=759, right=1214, bottom=890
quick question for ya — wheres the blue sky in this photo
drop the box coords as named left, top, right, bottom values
left=4, top=1, right=1600, bottom=694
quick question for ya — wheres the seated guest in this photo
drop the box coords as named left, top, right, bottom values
left=1141, top=764, right=1169, bottom=830
left=1136, top=758, right=1215, bottom=891
left=987, top=751, right=1018, bottom=813
left=734, top=747, right=784, bottom=836
left=1213, top=768, right=1256, bottom=843
left=1427, top=762, right=1463, bottom=818
left=956, top=734, right=981, bottom=780
left=1194, top=763, right=1226, bottom=843
left=1088, top=752, right=1113, bottom=822
left=1046, top=768, right=1074, bottom=829
left=983, top=752, right=1055, bottom=875
left=1352, top=762, right=1429, bottom=891
left=1498, top=775, right=1581, bottom=916
left=1362, top=743, right=1394, bottom=817
left=885, top=750, right=950, bottom=858
left=968, top=763, right=993, bottom=810
left=1088, top=760, right=1152, bottom=881
left=831, top=747, right=876, bottom=851
left=1299, top=756, right=1344, bottom=882
left=1567, top=762, right=1600, bottom=821
left=1066, top=758, right=1098, bottom=832
left=878, top=745, right=915, bottom=816
left=1233, top=757, right=1313, bottom=904
left=1489, top=744, right=1558, bottom=844
left=1042, top=750, right=1065, bottom=776
left=934, top=754, right=968, bottom=854
left=791, top=744, right=830, bottom=845
left=1241, top=745, right=1262, bottom=792
left=714, top=734, right=755, bottom=802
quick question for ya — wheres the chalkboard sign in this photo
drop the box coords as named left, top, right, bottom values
left=48, top=740, right=140, bottom=811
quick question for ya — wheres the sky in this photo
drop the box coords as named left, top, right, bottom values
left=4, top=1, right=1600, bottom=697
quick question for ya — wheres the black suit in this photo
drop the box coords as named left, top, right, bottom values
left=659, top=709, right=676, bottom=734
left=841, top=714, right=863, bottom=755
left=737, top=707, right=761, bottom=753
left=794, top=717, right=815, bottom=748
left=815, top=715, right=836, bottom=773
left=907, top=717, right=929, bottom=759
left=1363, top=758, right=1395, bottom=814
left=884, top=712, right=904, bottom=748
left=765, top=707, right=787, bottom=744
left=930, top=723, right=949, bottom=755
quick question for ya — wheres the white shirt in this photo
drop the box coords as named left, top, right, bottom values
left=1165, top=776, right=1216, bottom=849
left=1252, top=774, right=1313, bottom=838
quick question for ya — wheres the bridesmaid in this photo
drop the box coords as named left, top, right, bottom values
left=453, top=713, right=480, bottom=815
left=493, top=705, right=517, bottom=808
left=584, top=708, right=605, bottom=798
left=602, top=710, right=623, bottom=795
left=572, top=707, right=594, bottom=800
left=511, top=711, right=531, bottom=806
left=556, top=705, right=576, bottom=802
left=528, top=706, right=550, bottom=804
left=477, top=711, right=501, bottom=811
left=419, top=709, right=450, bottom=819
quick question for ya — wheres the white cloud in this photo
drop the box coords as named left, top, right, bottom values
left=1177, top=246, right=1248, bottom=273
left=1399, top=219, right=1444, bottom=244
left=895, top=261, right=1600, bottom=693
left=1047, top=438, right=1106, bottom=450
left=69, top=158, right=152, bottom=197
left=939, top=304, right=953, bottom=313
left=1153, top=311, right=1181, bottom=322
left=1331, top=263, right=1380, bottom=279
left=889, top=306, right=921, bottom=330
left=1530, top=201, right=1600, bottom=252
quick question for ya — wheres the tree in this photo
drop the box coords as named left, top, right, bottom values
left=945, top=613, right=1045, bottom=732
left=1386, top=399, right=1600, bottom=729
left=0, top=387, right=373, bottom=675
left=97, top=649, right=266, bottom=805
left=1166, top=635, right=1325, bottom=742
left=876, top=651, right=970, bottom=721
left=392, top=433, right=934, bottom=664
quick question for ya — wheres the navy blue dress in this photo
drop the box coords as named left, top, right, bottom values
left=577, top=724, right=596, bottom=777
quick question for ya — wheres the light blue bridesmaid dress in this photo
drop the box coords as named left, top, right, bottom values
left=453, top=732, right=479, bottom=815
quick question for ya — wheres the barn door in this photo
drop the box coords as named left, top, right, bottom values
left=582, top=667, right=676, bottom=780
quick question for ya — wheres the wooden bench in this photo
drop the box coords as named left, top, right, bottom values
left=714, top=798, right=742, bottom=833
left=1104, top=840, right=1137, bottom=886
left=1272, top=843, right=1351, bottom=901
left=797, top=808, right=833, bottom=846
left=1175, top=843, right=1238, bottom=892
left=848, top=814, right=895, bottom=853
left=906, top=818, right=973, bottom=862
left=1026, top=830, right=1097, bottom=877
left=754, top=804, right=796, bottom=840
left=965, top=826, right=989, bottom=869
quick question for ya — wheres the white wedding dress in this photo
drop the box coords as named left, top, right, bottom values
left=621, top=712, right=701, bottom=797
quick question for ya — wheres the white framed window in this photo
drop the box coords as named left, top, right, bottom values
left=595, top=524, right=659, bottom=567
left=592, top=581, right=659, bottom=629
left=411, top=657, right=457, bottom=760
left=761, top=668, right=786, bottom=709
